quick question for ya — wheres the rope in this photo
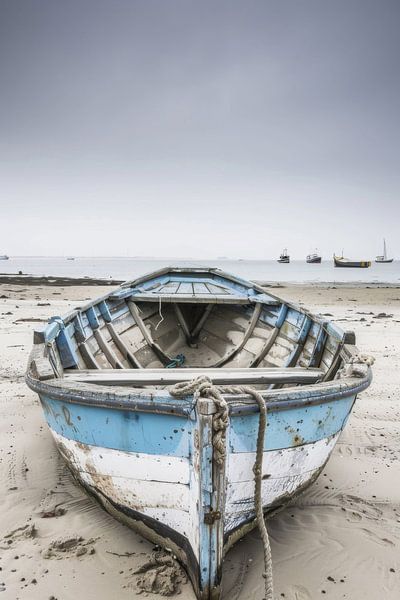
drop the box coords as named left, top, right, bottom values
left=154, top=295, right=164, bottom=331
left=339, top=353, right=375, bottom=379
left=170, top=376, right=274, bottom=600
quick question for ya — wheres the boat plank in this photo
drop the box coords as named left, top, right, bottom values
left=128, top=301, right=172, bottom=365
left=227, top=433, right=338, bottom=483
left=106, top=322, right=142, bottom=368
left=64, top=366, right=323, bottom=386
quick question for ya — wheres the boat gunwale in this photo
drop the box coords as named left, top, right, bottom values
left=25, top=344, right=372, bottom=417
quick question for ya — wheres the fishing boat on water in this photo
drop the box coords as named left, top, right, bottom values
left=0, top=254, right=9, bottom=260
left=26, top=267, right=373, bottom=599
left=306, top=250, right=322, bottom=263
left=334, top=254, right=371, bottom=268
left=375, top=239, right=393, bottom=263
left=277, top=248, right=290, bottom=263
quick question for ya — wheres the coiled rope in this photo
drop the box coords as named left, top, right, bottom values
left=170, top=376, right=274, bottom=600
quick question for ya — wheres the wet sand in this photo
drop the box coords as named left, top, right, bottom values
left=0, top=281, right=399, bottom=599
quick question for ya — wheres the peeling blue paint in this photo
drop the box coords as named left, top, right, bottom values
left=41, top=395, right=192, bottom=457
left=229, top=395, right=356, bottom=453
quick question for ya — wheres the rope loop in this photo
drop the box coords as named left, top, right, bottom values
left=170, top=376, right=274, bottom=600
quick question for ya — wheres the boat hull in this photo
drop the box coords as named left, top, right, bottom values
left=24, top=266, right=373, bottom=599
left=375, top=258, right=393, bottom=263
left=33, top=384, right=360, bottom=598
left=306, top=257, right=321, bottom=263
left=334, top=257, right=371, bottom=268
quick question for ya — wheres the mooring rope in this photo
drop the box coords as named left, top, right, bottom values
left=170, top=376, right=274, bottom=600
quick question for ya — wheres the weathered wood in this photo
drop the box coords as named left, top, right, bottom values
left=106, top=323, right=141, bottom=368
left=128, top=301, right=172, bottom=365
left=33, top=355, right=55, bottom=380
left=249, top=327, right=280, bottom=368
left=308, top=326, right=327, bottom=368
left=78, top=342, right=101, bottom=369
left=190, top=304, right=214, bottom=341
left=93, top=329, right=124, bottom=369
left=127, top=293, right=252, bottom=304
left=285, top=316, right=312, bottom=367
left=249, top=305, right=288, bottom=367
left=212, top=303, right=262, bottom=367
left=64, top=367, right=324, bottom=386
left=322, top=342, right=343, bottom=381
left=173, top=304, right=192, bottom=345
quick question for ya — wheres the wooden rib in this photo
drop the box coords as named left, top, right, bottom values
left=308, top=326, right=327, bottom=368
left=190, top=304, right=213, bottom=340
left=93, top=328, right=124, bottom=369
left=173, top=304, right=192, bottom=344
left=322, top=342, right=344, bottom=381
left=212, top=302, right=262, bottom=368
left=106, top=322, right=142, bottom=368
left=285, top=317, right=312, bottom=368
left=269, top=317, right=313, bottom=389
left=249, top=327, right=279, bottom=368
left=78, top=341, right=101, bottom=369
left=65, top=366, right=324, bottom=387
left=128, top=301, right=172, bottom=365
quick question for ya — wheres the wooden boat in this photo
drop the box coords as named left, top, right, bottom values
left=375, top=239, right=393, bottom=263
left=306, top=250, right=321, bottom=263
left=26, top=267, right=372, bottom=599
left=334, top=255, right=371, bottom=268
left=277, top=248, right=290, bottom=263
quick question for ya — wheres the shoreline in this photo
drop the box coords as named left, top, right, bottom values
left=1, top=272, right=399, bottom=289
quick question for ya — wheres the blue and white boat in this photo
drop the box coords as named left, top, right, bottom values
left=26, top=267, right=372, bottom=599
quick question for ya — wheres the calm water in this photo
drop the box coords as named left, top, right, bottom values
left=1, top=257, right=399, bottom=284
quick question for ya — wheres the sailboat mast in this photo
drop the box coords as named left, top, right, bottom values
left=383, top=238, right=387, bottom=260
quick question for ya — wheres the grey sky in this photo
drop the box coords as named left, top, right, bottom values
left=1, top=0, right=399, bottom=258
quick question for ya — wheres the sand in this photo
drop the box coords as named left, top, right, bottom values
left=0, top=280, right=399, bottom=599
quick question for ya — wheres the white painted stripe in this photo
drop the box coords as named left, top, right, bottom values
left=226, top=468, right=318, bottom=512
left=224, top=434, right=341, bottom=533
left=224, top=468, right=319, bottom=533
left=51, top=431, right=200, bottom=560
left=226, top=433, right=339, bottom=483
left=52, top=432, right=190, bottom=484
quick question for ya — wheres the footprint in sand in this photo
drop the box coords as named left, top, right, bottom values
left=42, top=535, right=96, bottom=559
left=289, top=584, right=312, bottom=599
left=2, top=523, right=36, bottom=548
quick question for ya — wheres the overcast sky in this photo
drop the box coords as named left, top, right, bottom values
left=1, top=0, right=399, bottom=258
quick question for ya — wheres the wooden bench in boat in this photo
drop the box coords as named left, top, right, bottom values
left=63, top=367, right=324, bottom=386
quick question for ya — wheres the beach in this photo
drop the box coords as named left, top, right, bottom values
left=1, top=279, right=399, bottom=599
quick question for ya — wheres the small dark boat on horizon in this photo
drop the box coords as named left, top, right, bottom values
left=277, top=248, right=290, bottom=263
left=306, top=250, right=322, bottom=263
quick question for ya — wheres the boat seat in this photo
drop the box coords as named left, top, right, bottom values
left=63, top=367, right=324, bottom=387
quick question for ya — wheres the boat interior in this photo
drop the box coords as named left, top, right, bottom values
left=34, top=269, right=350, bottom=389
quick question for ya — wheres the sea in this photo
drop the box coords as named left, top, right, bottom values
left=1, top=257, right=399, bottom=284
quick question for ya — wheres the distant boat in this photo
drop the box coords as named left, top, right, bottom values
left=375, top=239, right=393, bottom=263
left=306, top=250, right=321, bottom=263
left=333, top=254, right=371, bottom=268
left=0, top=254, right=9, bottom=260
left=66, top=257, right=75, bottom=261
left=277, top=248, right=290, bottom=263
